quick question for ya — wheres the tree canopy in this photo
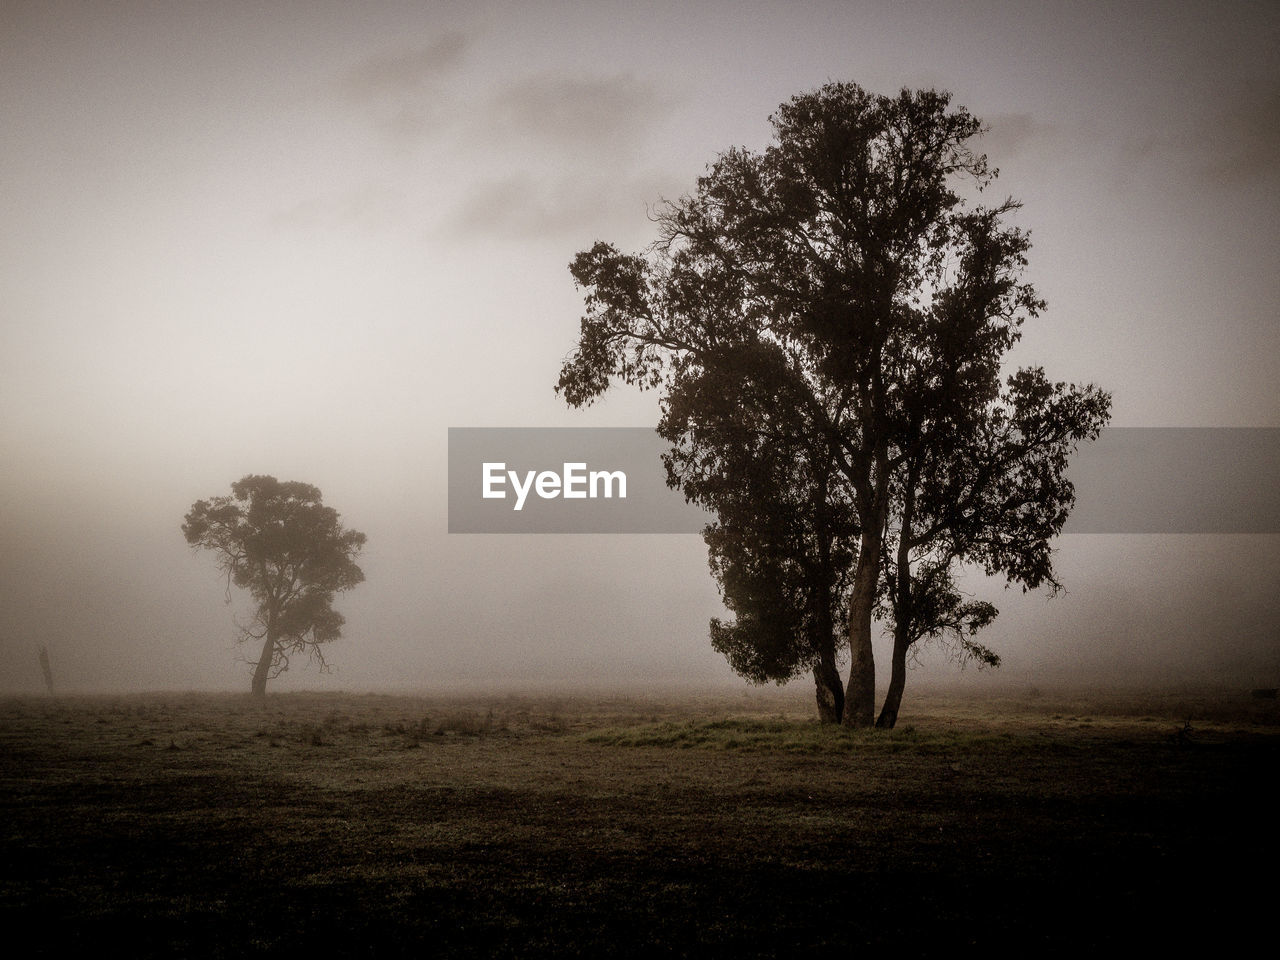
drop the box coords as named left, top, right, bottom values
left=557, top=82, right=1111, bottom=726
left=182, top=475, right=366, bottom=695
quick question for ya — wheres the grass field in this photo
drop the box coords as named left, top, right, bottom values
left=2, top=685, right=1277, bottom=956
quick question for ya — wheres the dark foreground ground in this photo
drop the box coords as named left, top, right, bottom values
left=1, top=686, right=1277, bottom=957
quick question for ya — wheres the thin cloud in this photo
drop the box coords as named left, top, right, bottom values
left=334, top=33, right=469, bottom=149
left=443, top=170, right=680, bottom=241
left=271, top=184, right=406, bottom=232
left=443, top=174, right=612, bottom=239
left=441, top=74, right=683, bottom=239
left=485, top=74, right=678, bottom=152
left=1124, top=83, right=1280, bottom=185
left=338, top=33, right=468, bottom=101
left=294, top=59, right=684, bottom=239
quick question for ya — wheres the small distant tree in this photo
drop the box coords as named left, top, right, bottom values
left=182, top=475, right=366, bottom=696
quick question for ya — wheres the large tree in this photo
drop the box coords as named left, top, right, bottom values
left=557, top=82, right=1110, bottom=726
left=183, top=475, right=367, bottom=696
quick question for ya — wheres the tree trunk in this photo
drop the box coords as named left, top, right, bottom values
left=843, top=447, right=888, bottom=728
left=251, top=632, right=274, bottom=697
left=810, top=581, right=844, bottom=724
left=878, top=468, right=916, bottom=730
left=876, top=629, right=910, bottom=729
left=812, top=658, right=845, bottom=724
left=843, top=538, right=879, bottom=727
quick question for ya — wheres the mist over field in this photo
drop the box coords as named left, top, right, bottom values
left=3, top=0, right=1278, bottom=697
left=4, top=8, right=1279, bottom=956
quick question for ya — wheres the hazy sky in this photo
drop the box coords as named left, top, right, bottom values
left=2, top=0, right=1277, bottom=694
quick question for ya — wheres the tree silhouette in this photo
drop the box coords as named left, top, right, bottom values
left=558, top=82, right=1110, bottom=726
left=183, top=475, right=366, bottom=696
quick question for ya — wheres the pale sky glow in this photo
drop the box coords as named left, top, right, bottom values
left=2, top=0, right=1277, bottom=693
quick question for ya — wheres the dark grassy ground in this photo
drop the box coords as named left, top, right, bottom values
left=1, top=686, right=1276, bottom=956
